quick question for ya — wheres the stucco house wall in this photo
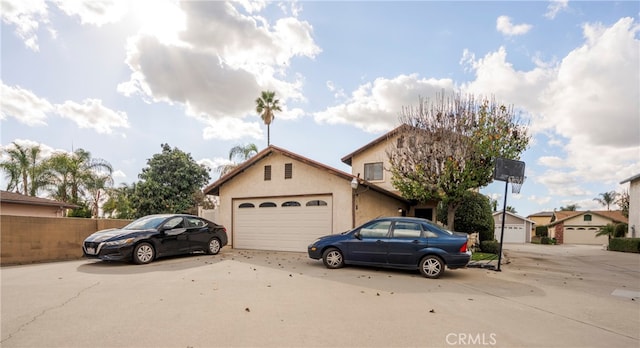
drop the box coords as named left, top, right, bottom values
left=549, top=211, right=626, bottom=245
left=621, top=174, right=639, bottom=238
left=348, top=134, right=398, bottom=193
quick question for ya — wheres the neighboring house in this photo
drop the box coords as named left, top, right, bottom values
left=527, top=211, right=554, bottom=238
left=340, top=124, right=438, bottom=220
left=547, top=210, right=628, bottom=245
left=203, top=145, right=410, bottom=252
left=493, top=211, right=535, bottom=243
left=620, top=173, right=639, bottom=238
left=0, top=190, right=77, bottom=217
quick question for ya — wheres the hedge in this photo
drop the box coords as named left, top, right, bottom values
left=609, top=238, right=640, bottom=253
left=480, top=240, right=501, bottom=254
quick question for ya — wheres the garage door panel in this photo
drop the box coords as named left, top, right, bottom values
left=233, top=195, right=332, bottom=252
left=495, top=225, right=526, bottom=243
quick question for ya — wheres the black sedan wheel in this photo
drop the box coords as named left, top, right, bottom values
left=419, top=255, right=444, bottom=279
left=133, top=242, right=155, bottom=264
left=322, top=248, right=344, bottom=269
left=207, top=238, right=221, bottom=255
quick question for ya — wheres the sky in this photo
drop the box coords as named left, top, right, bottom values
left=1, top=0, right=639, bottom=218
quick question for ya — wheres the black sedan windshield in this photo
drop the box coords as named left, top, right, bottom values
left=123, top=216, right=168, bottom=230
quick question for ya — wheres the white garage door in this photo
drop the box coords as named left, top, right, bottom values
left=233, top=195, right=332, bottom=252
left=495, top=225, right=526, bottom=243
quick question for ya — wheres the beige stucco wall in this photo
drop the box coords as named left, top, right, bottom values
left=216, top=152, right=357, bottom=246
left=354, top=187, right=409, bottom=226
left=1, top=202, right=67, bottom=217
left=350, top=134, right=398, bottom=193
left=1, top=215, right=131, bottom=265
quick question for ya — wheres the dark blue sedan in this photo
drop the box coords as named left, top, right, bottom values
left=307, top=217, right=471, bottom=278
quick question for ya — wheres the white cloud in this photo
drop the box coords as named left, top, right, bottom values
left=0, top=0, right=49, bottom=51
left=314, top=74, right=455, bottom=133
left=496, top=16, right=532, bottom=36
left=202, top=117, right=263, bottom=141
left=0, top=82, right=52, bottom=126
left=56, top=99, right=130, bottom=134
left=52, top=0, right=128, bottom=26
left=528, top=195, right=552, bottom=205
left=118, top=1, right=319, bottom=141
left=545, top=0, right=569, bottom=20
left=462, top=17, right=640, bottom=196
left=537, top=156, right=565, bottom=168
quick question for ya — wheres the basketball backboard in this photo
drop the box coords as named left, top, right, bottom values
left=494, top=158, right=525, bottom=182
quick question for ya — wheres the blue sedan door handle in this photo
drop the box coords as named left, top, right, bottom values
left=411, top=240, right=419, bottom=244
left=376, top=240, right=384, bottom=243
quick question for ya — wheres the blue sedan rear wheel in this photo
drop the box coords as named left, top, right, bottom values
left=322, top=248, right=344, bottom=269
left=419, top=255, right=444, bottom=279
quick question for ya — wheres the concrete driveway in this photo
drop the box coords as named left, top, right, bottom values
left=1, top=244, right=638, bottom=347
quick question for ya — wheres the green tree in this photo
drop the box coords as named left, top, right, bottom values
left=103, top=183, right=137, bottom=219
left=132, top=144, right=210, bottom=217
left=506, top=206, right=517, bottom=213
left=437, top=191, right=495, bottom=241
left=255, top=90, right=282, bottom=146
left=388, top=93, right=530, bottom=230
left=47, top=149, right=113, bottom=214
left=216, top=143, right=258, bottom=177
left=593, top=191, right=618, bottom=211
left=558, top=204, right=579, bottom=211
left=0, top=142, right=52, bottom=196
left=616, top=190, right=629, bottom=217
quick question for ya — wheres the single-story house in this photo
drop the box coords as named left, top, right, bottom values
left=0, top=190, right=77, bottom=217
left=493, top=211, right=535, bottom=243
left=620, top=173, right=639, bottom=238
left=527, top=211, right=554, bottom=237
left=203, top=145, right=410, bottom=252
left=548, top=210, right=628, bottom=245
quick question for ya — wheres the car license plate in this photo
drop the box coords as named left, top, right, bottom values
left=86, top=247, right=96, bottom=255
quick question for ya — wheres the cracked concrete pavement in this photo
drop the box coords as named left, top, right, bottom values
left=1, top=244, right=639, bottom=347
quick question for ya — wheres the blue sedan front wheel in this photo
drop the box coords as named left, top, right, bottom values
left=419, top=255, right=444, bottom=279
left=322, top=248, right=345, bottom=269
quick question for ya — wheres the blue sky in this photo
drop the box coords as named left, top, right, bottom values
left=1, top=0, right=639, bottom=218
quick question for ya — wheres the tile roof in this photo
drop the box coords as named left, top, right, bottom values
left=0, top=190, right=78, bottom=208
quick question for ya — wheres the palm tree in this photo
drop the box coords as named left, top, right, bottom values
left=559, top=204, right=579, bottom=211
left=593, top=191, right=618, bottom=211
left=0, top=142, right=52, bottom=196
left=596, top=223, right=616, bottom=242
left=103, top=183, right=136, bottom=219
left=216, top=143, right=258, bottom=177
left=48, top=149, right=113, bottom=206
left=255, top=90, right=282, bottom=146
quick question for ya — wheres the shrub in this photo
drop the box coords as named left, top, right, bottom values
left=608, top=238, right=640, bottom=253
left=480, top=240, right=501, bottom=254
left=541, top=236, right=551, bottom=245
left=614, top=223, right=628, bottom=238
left=437, top=191, right=494, bottom=241
left=535, top=226, right=548, bottom=237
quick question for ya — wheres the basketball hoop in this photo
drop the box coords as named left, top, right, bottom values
left=509, top=176, right=525, bottom=194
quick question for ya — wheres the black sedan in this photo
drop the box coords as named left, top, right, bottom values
left=83, top=214, right=228, bottom=264
left=308, top=217, right=471, bottom=278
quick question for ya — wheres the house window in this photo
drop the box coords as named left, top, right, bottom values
left=238, top=203, right=255, bottom=208
left=584, top=214, right=592, bottom=222
left=259, top=202, right=277, bottom=208
left=264, top=165, right=272, bottom=181
left=282, top=201, right=301, bottom=207
left=284, top=163, right=293, bottom=179
left=397, top=136, right=404, bottom=149
left=364, top=162, right=383, bottom=181
left=306, top=200, right=328, bottom=206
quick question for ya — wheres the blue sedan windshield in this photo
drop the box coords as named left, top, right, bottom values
left=124, top=216, right=168, bottom=230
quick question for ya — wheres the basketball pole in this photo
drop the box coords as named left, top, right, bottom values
left=496, top=178, right=509, bottom=272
